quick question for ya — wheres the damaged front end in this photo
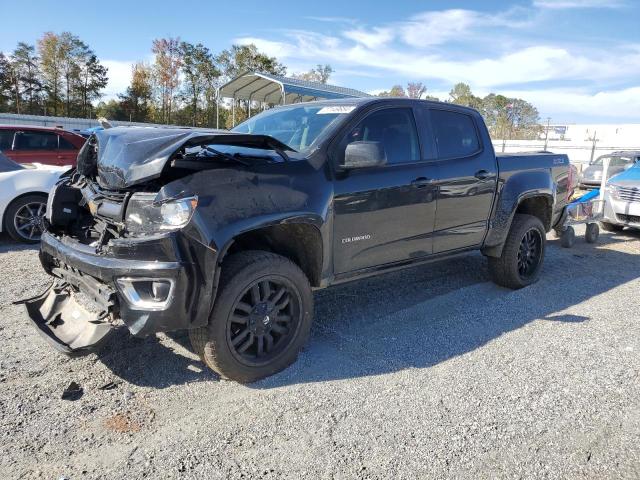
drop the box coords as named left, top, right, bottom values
left=20, top=127, right=254, bottom=353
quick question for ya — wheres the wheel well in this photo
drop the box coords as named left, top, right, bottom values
left=516, top=196, right=552, bottom=231
left=2, top=191, right=48, bottom=230
left=224, top=223, right=323, bottom=287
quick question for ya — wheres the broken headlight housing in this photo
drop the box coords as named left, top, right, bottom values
left=125, top=193, right=198, bottom=236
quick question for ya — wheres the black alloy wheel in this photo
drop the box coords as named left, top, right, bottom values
left=227, top=276, right=302, bottom=366
left=189, top=250, right=314, bottom=383
left=517, top=228, right=543, bottom=279
left=488, top=213, right=546, bottom=289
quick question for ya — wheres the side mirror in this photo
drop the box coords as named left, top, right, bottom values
left=343, top=141, right=386, bottom=169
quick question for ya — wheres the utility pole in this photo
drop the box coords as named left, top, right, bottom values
left=587, top=130, right=599, bottom=164
left=543, top=117, right=551, bottom=151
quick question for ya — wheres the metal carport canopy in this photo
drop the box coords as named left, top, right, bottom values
left=218, top=71, right=371, bottom=104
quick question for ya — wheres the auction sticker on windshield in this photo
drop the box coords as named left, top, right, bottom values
left=317, top=106, right=356, bottom=114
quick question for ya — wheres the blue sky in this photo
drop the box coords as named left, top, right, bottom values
left=1, top=0, right=639, bottom=123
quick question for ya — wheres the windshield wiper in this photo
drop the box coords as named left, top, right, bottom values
left=204, top=146, right=250, bottom=166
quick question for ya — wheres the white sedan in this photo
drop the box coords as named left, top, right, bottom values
left=0, top=152, right=68, bottom=243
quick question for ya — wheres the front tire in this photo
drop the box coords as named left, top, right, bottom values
left=488, top=214, right=546, bottom=289
left=189, top=251, right=313, bottom=383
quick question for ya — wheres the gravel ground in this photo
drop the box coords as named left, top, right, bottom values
left=1, top=226, right=639, bottom=479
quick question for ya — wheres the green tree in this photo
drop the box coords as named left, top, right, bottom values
left=38, top=32, right=65, bottom=115
left=377, top=85, right=407, bottom=97
left=217, top=44, right=287, bottom=80
left=119, top=62, right=154, bottom=122
left=95, top=99, right=127, bottom=121
left=75, top=48, right=108, bottom=118
left=406, top=81, right=427, bottom=99
left=58, top=32, right=82, bottom=117
left=152, top=37, right=182, bottom=124
left=449, top=83, right=482, bottom=109
left=180, top=42, right=219, bottom=126
left=11, top=42, right=42, bottom=114
left=292, top=64, right=333, bottom=84
left=0, top=53, right=12, bottom=111
left=480, top=94, right=540, bottom=140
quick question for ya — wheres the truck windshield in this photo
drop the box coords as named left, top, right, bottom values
left=232, top=104, right=355, bottom=153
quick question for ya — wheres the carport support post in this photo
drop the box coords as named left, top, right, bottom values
left=599, top=156, right=610, bottom=209
left=215, top=95, right=219, bottom=129
left=232, top=97, right=236, bottom=127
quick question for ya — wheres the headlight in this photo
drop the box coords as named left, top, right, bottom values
left=125, top=193, right=197, bottom=236
left=593, top=170, right=602, bottom=179
left=607, top=184, right=620, bottom=199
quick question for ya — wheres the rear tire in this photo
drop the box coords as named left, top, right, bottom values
left=4, top=194, right=48, bottom=243
left=600, top=221, right=624, bottom=232
left=488, top=214, right=546, bottom=289
left=189, top=250, right=313, bottom=383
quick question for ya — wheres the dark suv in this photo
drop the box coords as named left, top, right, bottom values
left=0, top=126, right=86, bottom=166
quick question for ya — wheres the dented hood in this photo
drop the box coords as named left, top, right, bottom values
left=87, top=127, right=295, bottom=189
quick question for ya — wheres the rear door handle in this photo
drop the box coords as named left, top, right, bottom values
left=411, top=177, right=433, bottom=188
left=474, top=169, right=491, bottom=180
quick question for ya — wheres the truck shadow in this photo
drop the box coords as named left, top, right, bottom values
left=90, top=229, right=638, bottom=389
left=253, top=229, right=640, bottom=389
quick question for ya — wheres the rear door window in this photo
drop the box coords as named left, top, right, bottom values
left=345, top=108, right=420, bottom=165
left=0, top=130, right=15, bottom=150
left=14, top=131, right=59, bottom=150
left=430, top=109, right=480, bottom=159
left=610, top=156, right=632, bottom=167
left=58, top=136, right=77, bottom=150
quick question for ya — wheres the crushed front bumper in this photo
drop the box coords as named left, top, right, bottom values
left=20, top=281, right=116, bottom=354
left=22, top=230, right=218, bottom=353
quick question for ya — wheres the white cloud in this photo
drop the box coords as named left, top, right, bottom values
left=399, top=10, right=482, bottom=47
left=343, top=27, right=394, bottom=49
left=533, top=0, right=626, bottom=9
left=499, top=86, right=640, bottom=120
left=234, top=37, right=295, bottom=59
left=236, top=29, right=640, bottom=89
left=304, top=16, right=357, bottom=24
left=233, top=5, right=640, bottom=121
left=101, top=59, right=134, bottom=100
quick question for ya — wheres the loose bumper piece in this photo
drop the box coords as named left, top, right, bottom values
left=20, top=283, right=114, bottom=354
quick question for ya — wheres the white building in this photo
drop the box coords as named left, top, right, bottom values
left=494, top=123, right=640, bottom=166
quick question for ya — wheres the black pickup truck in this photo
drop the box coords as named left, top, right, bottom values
left=23, top=98, right=573, bottom=382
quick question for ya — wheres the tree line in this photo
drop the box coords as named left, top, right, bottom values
left=0, top=33, right=108, bottom=118
left=0, top=31, right=541, bottom=138
left=377, top=82, right=541, bottom=140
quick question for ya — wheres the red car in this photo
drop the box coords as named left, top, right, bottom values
left=0, top=126, right=85, bottom=167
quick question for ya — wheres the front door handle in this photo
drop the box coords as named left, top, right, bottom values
left=474, top=169, right=491, bottom=180
left=411, top=177, right=433, bottom=188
